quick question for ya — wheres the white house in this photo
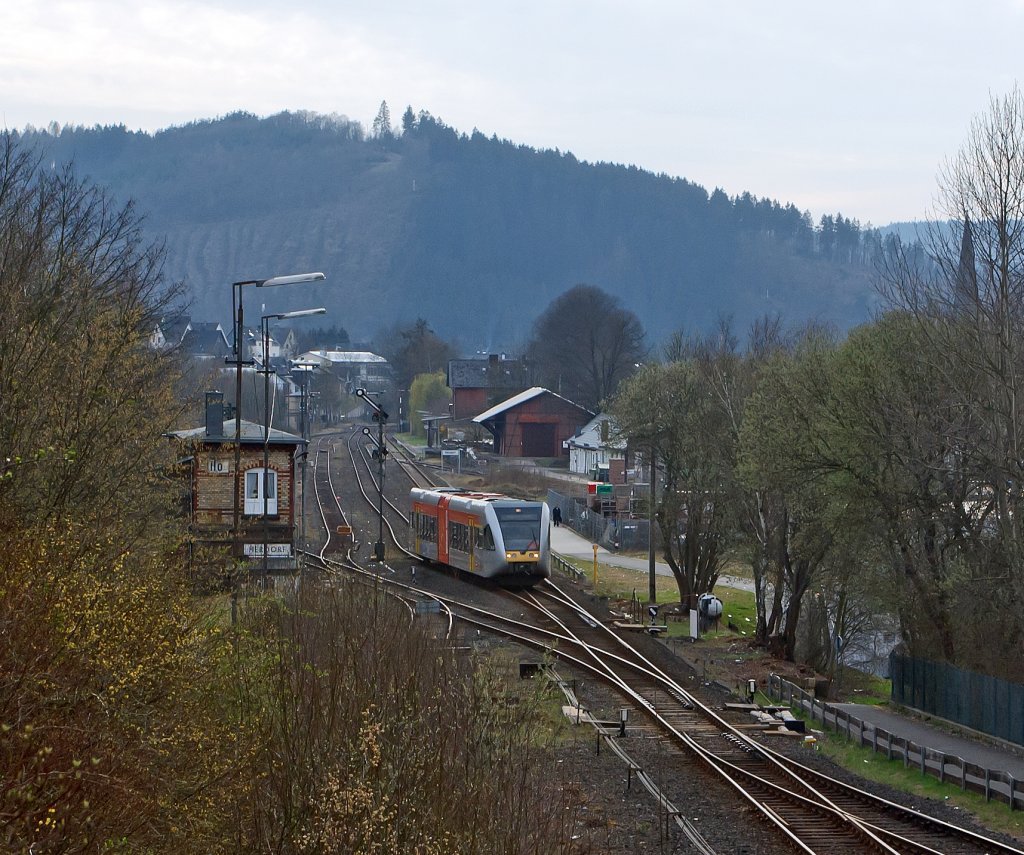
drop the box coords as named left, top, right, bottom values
left=295, top=350, right=391, bottom=392
left=563, top=413, right=628, bottom=481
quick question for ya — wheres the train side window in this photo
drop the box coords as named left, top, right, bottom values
left=449, top=521, right=469, bottom=552
left=479, top=525, right=495, bottom=551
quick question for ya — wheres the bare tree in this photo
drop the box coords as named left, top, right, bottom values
left=611, top=356, right=735, bottom=606
left=875, top=86, right=1024, bottom=659
left=0, top=133, right=238, bottom=852
left=528, top=284, right=646, bottom=410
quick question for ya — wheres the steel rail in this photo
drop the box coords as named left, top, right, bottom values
left=384, top=435, right=445, bottom=489
left=345, top=430, right=410, bottom=550
left=508, top=588, right=897, bottom=853
left=306, top=544, right=1003, bottom=853
left=533, top=580, right=1023, bottom=855
left=305, top=451, right=1022, bottom=854
left=297, top=533, right=832, bottom=854
left=545, top=664, right=719, bottom=855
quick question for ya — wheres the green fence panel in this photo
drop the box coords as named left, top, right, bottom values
left=890, top=653, right=1024, bottom=747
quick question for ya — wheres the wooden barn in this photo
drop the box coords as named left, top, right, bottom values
left=473, top=387, right=594, bottom=458
left=168, top=391, right=304, bottom=573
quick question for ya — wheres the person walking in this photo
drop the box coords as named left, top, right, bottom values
left=552, top=505, right=562, bottom=527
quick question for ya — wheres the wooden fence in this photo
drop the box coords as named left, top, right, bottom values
left=767, top=674, right=1023, bottom=811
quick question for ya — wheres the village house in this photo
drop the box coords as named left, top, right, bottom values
left=447, top=353, right=532, bottom=421
left=563, top=413, right=629, bottom=483
left=181, top=322, right=231, bottom=360
left=296, top=349, right=391, bottom=397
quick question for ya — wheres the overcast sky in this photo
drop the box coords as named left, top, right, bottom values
left=4, top=0, right=1022, bottom=226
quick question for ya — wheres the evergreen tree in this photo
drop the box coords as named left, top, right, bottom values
left=401, top=105, right=417, bottom=135
left=372, top=100, right=393, bottom=139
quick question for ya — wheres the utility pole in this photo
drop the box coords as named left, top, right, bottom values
left=261, top=308, right=326, bottom=585
left=648, top=444, right=657, bottom=605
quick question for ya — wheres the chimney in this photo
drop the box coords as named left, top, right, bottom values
left=205, top=390, right=225, bottom=438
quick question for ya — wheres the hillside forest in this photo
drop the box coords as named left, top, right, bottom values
left=17, top=103, right=886, bottom=348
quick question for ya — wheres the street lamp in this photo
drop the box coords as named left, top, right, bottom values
left=229, top=272, right=325, bottom=576
left=260, top=308, right=326, bottom=584
left=356, top=387, right=388, bottom=562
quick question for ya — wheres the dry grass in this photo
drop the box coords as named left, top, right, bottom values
left=232, top=579, right=588, bottom=853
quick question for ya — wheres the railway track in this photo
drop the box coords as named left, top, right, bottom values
left=308, top=427, right=441, bottom=561
left=510, top=584, right=1022, bottom=855
left=305, top=425, right=1024, bottom=854
left=385, top=434, right=444, bottom=489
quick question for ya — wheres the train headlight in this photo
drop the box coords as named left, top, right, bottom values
left=506, top=552, right=515, bottom=561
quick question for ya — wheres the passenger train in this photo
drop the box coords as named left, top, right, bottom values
left=409, top=487, right=550, bottom=586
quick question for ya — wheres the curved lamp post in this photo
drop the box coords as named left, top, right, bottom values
left=260, top=307, right=326, bottom=584
left=229, top=272, right=325, bottom=579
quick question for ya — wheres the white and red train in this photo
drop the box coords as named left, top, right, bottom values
left=409, top=487, right=550, bottom=586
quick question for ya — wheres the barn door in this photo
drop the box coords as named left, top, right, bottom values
left=522, top=423, right=556, bottom=457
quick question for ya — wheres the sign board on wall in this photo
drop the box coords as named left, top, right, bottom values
left=207, top=458, right=232, bottom=474
left=243, top=543, right=292, bottom=558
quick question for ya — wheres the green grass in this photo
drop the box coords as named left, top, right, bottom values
left=835, top=671, right=891, bottom=705
left=809, top=728, right=1024, bottom=840
left=589, top=562, right=678, bottom=604
left=395, top=432, right=427, bottom=447
left=557, top=556, right=757, bottom=635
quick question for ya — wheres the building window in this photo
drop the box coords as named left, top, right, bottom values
left=244, top=468, right=278, bottom=515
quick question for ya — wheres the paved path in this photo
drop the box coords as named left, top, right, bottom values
left=550, top=523, right=754, bottom=592
left=831, top=703, right=1024, bottom=782
left=551, top=521, right=1024, bottom=796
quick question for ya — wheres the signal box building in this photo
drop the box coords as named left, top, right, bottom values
left=473, top=387, right=594, bottom=458
left=168, top=392, right=304, bottom=573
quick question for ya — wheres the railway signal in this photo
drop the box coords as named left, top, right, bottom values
left=356, top=388, right=387, bottom=562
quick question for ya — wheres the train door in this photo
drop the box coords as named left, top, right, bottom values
left=437, top=495, right=451, bottom=565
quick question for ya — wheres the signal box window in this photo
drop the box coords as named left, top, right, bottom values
left=244, top=468, right=278, bottom=515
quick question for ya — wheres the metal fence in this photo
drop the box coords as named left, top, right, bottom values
left=768, top=674, right=1024, bottom=810
left=546, top=488, right=651, bottom=552
left=550, top=553, right=584, bottom=580
left=890, top=653, right=1024, bottom=747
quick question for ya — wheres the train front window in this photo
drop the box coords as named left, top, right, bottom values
left=494, top=507, right=542, bottom=551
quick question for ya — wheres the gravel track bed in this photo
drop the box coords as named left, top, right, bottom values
left=314, top=428, right=1023, bottom=853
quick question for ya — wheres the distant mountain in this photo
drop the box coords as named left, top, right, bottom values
left=17, top=110, right=888, bottom=349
